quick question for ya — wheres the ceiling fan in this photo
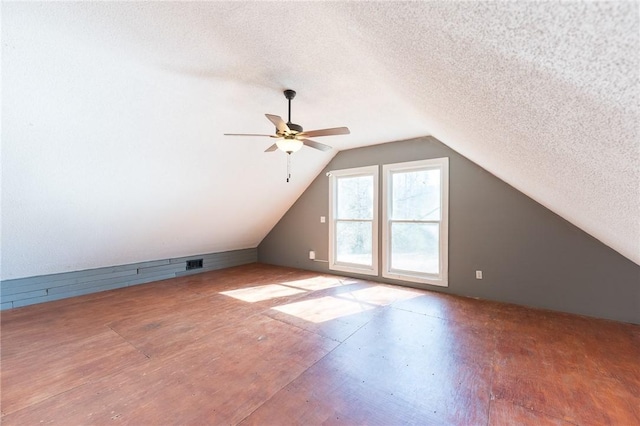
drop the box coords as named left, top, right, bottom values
left=224, top=89, right=350, bottom=154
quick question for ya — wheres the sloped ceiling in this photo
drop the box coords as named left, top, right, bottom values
left=1, top=2, right=638, bottom=280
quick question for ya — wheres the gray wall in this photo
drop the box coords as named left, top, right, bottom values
left=258, top=137, right=640, bottom=324
left=0, top=248, right=257, bottom=310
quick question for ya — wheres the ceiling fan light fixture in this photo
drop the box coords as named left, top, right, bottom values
left=224, top=89, right=348, bottom=161
left=276, top=139, right=303, bottom=153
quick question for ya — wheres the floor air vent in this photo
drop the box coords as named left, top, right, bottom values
left=186, top=259, right=203, bottom=270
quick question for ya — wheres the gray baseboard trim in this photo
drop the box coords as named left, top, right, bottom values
left=0, top=248, right=257, bottom=310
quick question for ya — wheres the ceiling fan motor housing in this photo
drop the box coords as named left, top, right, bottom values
left=286, top=122, right=303, bottom=134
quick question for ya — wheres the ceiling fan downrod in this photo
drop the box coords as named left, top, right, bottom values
left=283, top=89, right=296, bottom=124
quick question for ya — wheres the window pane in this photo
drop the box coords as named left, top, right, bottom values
left=390, top=222, right=439, bottom=274
left=336, top=221, right=372, bottom=266
left=391, top=169, right=440, bottom=220
left=337, top=175, right=373, bottom=220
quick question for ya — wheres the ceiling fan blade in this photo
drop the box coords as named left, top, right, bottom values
left=264, top=143, right=278, bottom=152
left=265, top=114, right=290, bottom=134
left=301, top=139, right=332, bottom=152
left=224, top=133, right=273, bottom=137
left=298, top=127, right=350, bottom=138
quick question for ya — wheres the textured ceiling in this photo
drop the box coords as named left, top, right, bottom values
left=2, top=1, right=638, bottom=279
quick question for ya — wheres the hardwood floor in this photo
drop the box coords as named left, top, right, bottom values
left=1, top=263, right=638, bottom=425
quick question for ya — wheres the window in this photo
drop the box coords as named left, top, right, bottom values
left=382, top=158, right=448, bottom=286
left=329, top=165, right=378, bottom=276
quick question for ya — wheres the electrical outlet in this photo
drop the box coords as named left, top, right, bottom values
left=309, top=250, right=316, bottom=260
left=320, top=216, right=326, bottom=223
left=476, top=270, right=483, bottom=279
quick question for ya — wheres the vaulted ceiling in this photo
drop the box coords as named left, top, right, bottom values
left=2, top=2, right=638, bottom=279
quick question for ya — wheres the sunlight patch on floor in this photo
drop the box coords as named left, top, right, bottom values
left=220, top=277, right=424, bottom=322
left=273, top=285, right=423, bottom=323
left=279, top=276, right=344, bottom=291
left=273, top=296, right=377, bottom=323
left=339, top=285, right=423, bottom=306
left=220, top=284, right=307, bottom=303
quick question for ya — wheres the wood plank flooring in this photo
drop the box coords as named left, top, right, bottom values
left=1, top=263, right=638, bottom=425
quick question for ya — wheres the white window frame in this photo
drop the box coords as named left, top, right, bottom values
left=328, top=165, right=379, bottom=276
left=382, top=158, right=449, bottom=287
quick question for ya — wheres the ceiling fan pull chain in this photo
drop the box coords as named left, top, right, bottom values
left=286, top=152, right=291, bottom=183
